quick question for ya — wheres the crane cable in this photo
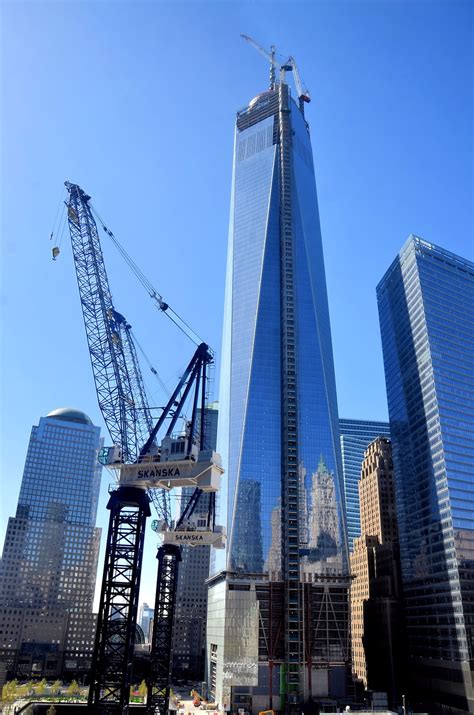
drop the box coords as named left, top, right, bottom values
left=49, top=188, right=68, bottom=258
left=89, top=205, right=206, bottom=348
left=130, top=328, right=172, bottom=399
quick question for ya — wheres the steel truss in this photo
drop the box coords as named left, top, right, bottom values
left=254, top=579, right=350, bottom=707
left=147, top=545, right=182, bottom=714
left=65, top=182, right=170, bottom=524
left=65, top=182, right=216, bottom=714
left=88, top=487, right=150, bottom=713
left=65, top=183, right=155, bottom=466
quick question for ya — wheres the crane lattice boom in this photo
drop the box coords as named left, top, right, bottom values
left=65, top=182, right=154, bottom=462
left=65, top=181, right=170, bottom=520
left=63, top=181, right=220, bottom=715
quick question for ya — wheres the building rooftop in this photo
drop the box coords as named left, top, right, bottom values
left=46, top=407, right=93, bottom=425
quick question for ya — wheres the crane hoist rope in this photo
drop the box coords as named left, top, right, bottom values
left=50, top=189, right=69, bottom=260
left=130, top=327, right=172, bottom=399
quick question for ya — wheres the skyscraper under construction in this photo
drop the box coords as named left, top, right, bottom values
left=207, top=41, right=350, bottom=713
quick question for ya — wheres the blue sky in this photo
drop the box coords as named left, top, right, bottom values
left=1, top=0, right=472, bottom=605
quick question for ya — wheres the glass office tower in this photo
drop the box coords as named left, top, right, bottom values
left=377, top=236, right=474, bottom=714
left=0, top=408, right=103, bottom=678
left=208, top=69, right=349, bottom=713
left=339, top=419, right=391, bottom=551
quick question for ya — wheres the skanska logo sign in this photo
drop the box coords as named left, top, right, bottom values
left=136, top=466, right=181, bottom=479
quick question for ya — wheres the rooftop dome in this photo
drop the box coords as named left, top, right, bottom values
left=249, top=89, right=276, bottom=109
left=46, top=407, right=93, bottom=425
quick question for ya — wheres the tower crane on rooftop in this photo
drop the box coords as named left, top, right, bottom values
left=240, top=33, right=311, bottom=111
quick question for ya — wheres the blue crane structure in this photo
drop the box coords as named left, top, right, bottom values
left=64, top=181, right=217, bottom=715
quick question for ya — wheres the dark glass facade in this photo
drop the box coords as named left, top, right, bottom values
left=377, top=236, right=474, bottom=714
left=0, top=408, right=103, bottom=678
left=339, top=418, right=391, bottom=551
left=209, top=80, right=350, bottom=713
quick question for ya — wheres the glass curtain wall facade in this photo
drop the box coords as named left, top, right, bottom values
left=377, top=236, right=474, bottom=714
left=219, top=88, right=347, bottom=581
left=210, top=75, right=349, bottom=713
left=339, top=419, right=391, bottom=551
left=0, top=408, right=103, bottom=678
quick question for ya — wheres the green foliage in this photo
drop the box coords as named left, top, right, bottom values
left=2, top=679, right=19, bottom=702
left=36, top=677, right=48, bottom=695
left=138, top=679, right=147, bottom=697
left=51, top=679, right=62, bottom=696
left=18, top=680, right=33, bottom=698
left=66, top=679, right=81, bottom=696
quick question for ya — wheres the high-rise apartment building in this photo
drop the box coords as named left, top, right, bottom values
left=0, top=408, right=102, bottom=679
left=207, top=61, right=350, bottom=713
left=339, top=419, right=391, bottom=551
left=172, top=404, right=218, bottom=679
left=377, top=236, right=474, bottom=714
left=350, top=437, right=402, bottom=708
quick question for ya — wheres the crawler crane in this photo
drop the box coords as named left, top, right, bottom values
left=63, top=182, right=224, bottom=714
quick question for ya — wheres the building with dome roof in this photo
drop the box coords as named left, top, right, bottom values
left=46, top=406, right=93, bottom=424
left=0, top=407, right=103, bottom=680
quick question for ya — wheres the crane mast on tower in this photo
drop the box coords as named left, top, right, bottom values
left=63, top=181, right=224, bottom=715
left=240, top=34, right=311, bottom=111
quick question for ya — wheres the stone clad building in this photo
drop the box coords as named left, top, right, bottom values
left=350, top=437, right=403, bottom=708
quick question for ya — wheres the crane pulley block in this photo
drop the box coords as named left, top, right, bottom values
left=113, top=450, right=223, bottom=492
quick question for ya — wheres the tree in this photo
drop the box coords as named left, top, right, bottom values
left=51, top=680, right=62, bottom=697
left=2, top=679, right=19, bottom=703
left=66, top=679, right=81, bottom=697
left=18, top=681, right=33, bottom=698
left=138, top=679, right=147, bottom=700
left=36, top=678, right=47, bottom=696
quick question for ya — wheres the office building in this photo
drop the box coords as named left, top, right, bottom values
left=139, top=603, right=154, bottom=643
left=172, top=403, right=219, bottom=679
left=350, top=437, right=402, bottom=708
left=339, top=419, right=391, bottom=551
left=207, top=58, right=350, bottom=713
left=0, top=408, right=102, bottom=678
left=377, top=236, right=474, bottom=714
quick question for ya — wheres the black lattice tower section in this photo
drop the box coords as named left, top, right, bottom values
left=147, top=544, right=182, bottom=715
left=278, top=81, right=303, bottom=711
left=88, top=487, right=150, bottom=713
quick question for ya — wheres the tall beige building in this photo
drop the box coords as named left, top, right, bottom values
left=350, top=437, right=402, bottom=708
left=359, top=438, right=398, bottom=545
